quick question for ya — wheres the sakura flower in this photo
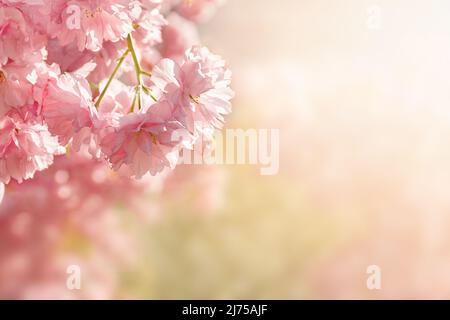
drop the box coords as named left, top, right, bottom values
left=42, top=73, right=98, bottom=152
left=0, top=63, right=36, bottom=117
left=46, top=39, right=97, bottom=75
left=133, top=7, right=167, bottom=47
left=100, top=101, right=187, bottom=178
left=47, top=39, right=129, bottom=84
left=97, top=79, right=134, bottom=118
left=151, top=46, right=233, bottom=135
left=94, top=79, right=135, bottom=139
left=0, top=0, right=233, bottom=300
left=0, top=61, right=60, bottom=121
left=1, top=0, right=50, bottom=34
left=47, top=0, right=140, bottom=52
left=187, top=46, right=232, bottom=85
left=0, top=6, right=45, bottom=65
left=0, top=113, right=64, bottom=184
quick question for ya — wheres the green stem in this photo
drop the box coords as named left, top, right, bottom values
left=127, top=34, right=144, bottom=109
left=141, top=70, right=152, bottom=78
left=128, top=88, right=138, bottom=113
left=127, top=34, right=158, bottom=108
left=127, top=34, right=142, bottom=85
left=93, top=34, right=156, bottom=111
left=95, top=49, right=130, bottom=108
left=143, top=85, right=158, bottom=102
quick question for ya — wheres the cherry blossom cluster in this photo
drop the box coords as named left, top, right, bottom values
left=0, top=0, right=229, bottom=299
left=0, top=0, right=233, bottom=199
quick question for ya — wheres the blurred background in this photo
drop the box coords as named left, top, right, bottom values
left=4, top=0, right=450, bottom=299
left=133, top=0, right=450, bottom=299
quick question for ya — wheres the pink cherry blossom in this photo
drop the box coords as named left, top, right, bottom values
left=152, top=46, right=233, bottom=135
left=134, top=7, right=167, bottom=47
left=97, top=79, right=134, bottom=117
left=46, top=39, right=97, bottom=74
left=47, top=40, right=130, bottom=84
left=42, top=72, right=98, bottom=152
left=2, top=0, right=50, bottom=35
left=0, top=111, right=64, bottom=184
left=0, top=63, right=34, bottom=117
left=0, top=0, right=233, bottom=300
left=100, top=101, right=187, bottom=178
left=47, top=0, right=140, bottom=52
left=0, top=6, right=45, bottom=66
left=0, top=61, right=59, bottom=118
